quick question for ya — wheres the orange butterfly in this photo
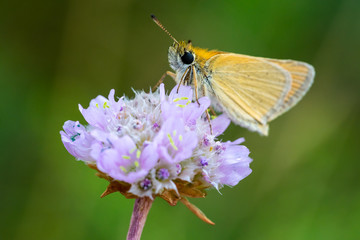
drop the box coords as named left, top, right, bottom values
left=152, top=15, right=315, bottom=136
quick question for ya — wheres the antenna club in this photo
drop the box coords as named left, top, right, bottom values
left=150, top=14, right=157, bottom=20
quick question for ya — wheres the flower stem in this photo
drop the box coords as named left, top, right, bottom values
left=127, top=197, right=153, bottom=240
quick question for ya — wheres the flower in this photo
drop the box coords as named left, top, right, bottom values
left=153, top=117, right=197, bottom=164
left=60, top=83, right=252, bottom=215
left=96, top=135, right=158, bottom=184
left=78, top=89, right=124, bottom=131
left=60, top=120, right=95, bottom=162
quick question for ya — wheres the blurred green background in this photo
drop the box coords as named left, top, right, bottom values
left=1, top=0, right=360, bottom=239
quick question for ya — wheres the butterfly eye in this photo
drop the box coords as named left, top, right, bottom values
left=181, top=51, right=194, bottom=64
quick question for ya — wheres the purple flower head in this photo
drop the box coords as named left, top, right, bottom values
left=60, top=83, right=252, bottom=200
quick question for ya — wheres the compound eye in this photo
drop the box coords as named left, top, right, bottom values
left=181, top=51, right=194, bottom=64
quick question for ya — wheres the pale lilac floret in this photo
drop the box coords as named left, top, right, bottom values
left=210, top=114, right=231, bottom=136
left=79, top=89, right=124, bottom=131
left=60, top=120, right=95, bottom=162
left=97, top=135, right=158, bottom=183
left=88, top=129, right=117, bottom=160
left=160, top=84, right=210, bottom=127
left=153, top=117, right=197, bottom=164
left=216, top=140, right=252, bottom=186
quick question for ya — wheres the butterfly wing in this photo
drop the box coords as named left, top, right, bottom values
left=204, top=53, right=292, bottom=135
left=258, top=58, right=315, bottom=121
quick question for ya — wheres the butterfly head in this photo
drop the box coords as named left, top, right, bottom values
left=168, top=40, right=195, bottom=72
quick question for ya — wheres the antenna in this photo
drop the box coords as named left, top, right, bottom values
left=151, top=14, right=179, bottom=44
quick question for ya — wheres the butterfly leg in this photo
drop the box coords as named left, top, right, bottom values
left=200, top=80, right=217, bottom=117
left=205, top=109, right=213, bottom=135
left=153, top=71, right=176, bottom=90
left=209, top=106, right=217, bottom=117
left=176, top=67, right=191, bottom=93
left=201, top=83, right=214, bottom=135
left=192, top=65, right=201, bottom=105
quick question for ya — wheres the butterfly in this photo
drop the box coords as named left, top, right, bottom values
left=152, top=15, right=315, bottom=136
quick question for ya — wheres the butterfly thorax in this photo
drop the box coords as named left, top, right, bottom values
left=191, top=47, right=223, bottom=67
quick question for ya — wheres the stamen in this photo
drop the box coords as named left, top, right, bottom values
left=175, top=99, right=191, bottom=108
left=70, top=133, right=80, bottom=142
left=134, top=161, right=139, bottom=168
left=122, top=155, right=131, bottom=160
left=167, top=133, right=178, bottom=151
left=103, top=102, right=110, bottom=108
left=136, top=150, right=141, bottom=159
left=173, top=97, right=189, bottom=102
left=119, top=166, right=127, bottom=173
left=175, top=104, right=186, bottom=108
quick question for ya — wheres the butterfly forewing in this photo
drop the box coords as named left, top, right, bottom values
left=205, top=54, right=292, bottom=135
